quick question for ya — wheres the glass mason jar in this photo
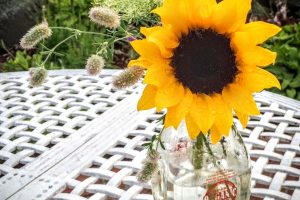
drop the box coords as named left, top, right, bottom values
left=151, top=121, right=251, bottom=200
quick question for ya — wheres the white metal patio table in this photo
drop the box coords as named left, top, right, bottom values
left=0, top=70, right=299, bottom=200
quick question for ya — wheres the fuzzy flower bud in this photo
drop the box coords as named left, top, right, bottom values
left=29, top=67, right=48, bottom=87
left=86, top=55, right=105, bottom=76
left=147, top=151, right=160, bottom=163
left=20, top=22, right=52, bottom=49
left=112, top=66, right=144, bottom=89
left=137, top=150, right=160, bottom=182
left=137, top=160, right=158, bottom=182
left=89, top=7, right=120, bottom=29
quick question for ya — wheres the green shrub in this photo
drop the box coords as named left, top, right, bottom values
left=264, top=23, right=300, bottom=100
left=41, top=0, right=106, bottom=69
left=3, top=51, right=42, bottom=71
left=2, top=0, right=161, bottom=72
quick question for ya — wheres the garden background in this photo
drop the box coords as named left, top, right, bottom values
left=0, top=0, right=299, bottom=99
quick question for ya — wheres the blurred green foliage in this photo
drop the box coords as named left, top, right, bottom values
left=2, top=0, right=161, bottom=72
left=41, top=0, right=97, bottom=69
left=94, top=0, right=161, bottom=24
left=3, top=51, right=42, bottom=71
left=2, top=0, right=300, bottom=101
left=264, top=23, right=300, bottom=100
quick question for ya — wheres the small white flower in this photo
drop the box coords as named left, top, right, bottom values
left=85, top=55, right=105, bottom=76
left=29, top=67, right=48, bottom=87
left=112, top=66, right=144, bottom=89
left=89, top=7, right=120, bottom=29
left=20, top=22, right=52, bottom=49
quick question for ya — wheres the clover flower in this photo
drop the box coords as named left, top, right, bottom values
left=137, top=151, right=160, bottom=182
left=85, top=55, right=105, bottom=76
left=89, top=7, right=120, bottom=29
left=20, top=22, right=52, bottom=49
left=112, top=66, right=144, bottom=89
left=29, top=67, right=48, bottom=87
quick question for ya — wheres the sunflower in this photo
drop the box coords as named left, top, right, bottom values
left=129, top=0, right=281, bottom=143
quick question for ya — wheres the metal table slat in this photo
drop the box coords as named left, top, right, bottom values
left=0, top=70, right=299, bottom=200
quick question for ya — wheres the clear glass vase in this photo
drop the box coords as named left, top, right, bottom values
left=151, top=121, right=251, bottom=200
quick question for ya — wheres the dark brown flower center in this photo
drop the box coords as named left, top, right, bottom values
left=171, top=29, right=238, bottom=95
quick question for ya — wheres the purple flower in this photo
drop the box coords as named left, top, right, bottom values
left=127, top=37, right=136, bottom=42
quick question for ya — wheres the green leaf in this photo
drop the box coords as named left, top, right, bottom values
left=151, top=135, right=156, bottom=142
left=281, top=79, right=291, bottom=90
left=286, top=61, right=299, bottom=71
left=14, top=51, right=29, bottom=68
left=297, top=93, right=300, bottom=101
left=283, top=72, right=294, bottom=79
left=159, top=140, right=165, bottom=150
left=289, top=74, right=300, bottom=88
left=142, top=142, right=150, bottom=147
left=286, top=89, right=297, bottom=98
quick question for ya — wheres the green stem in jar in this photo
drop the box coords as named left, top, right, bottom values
left=192, top=133, right=205, bottom=169
left=201, top=132, right=235, bottom=200
left=232, top=124, right=249, bottom=158
left=220, top=137, right=227, bottom=157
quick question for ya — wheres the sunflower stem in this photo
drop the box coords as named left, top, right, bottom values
left=192, top=133, right=204, bottom=170
left=220, top=137, right=227, bottom=157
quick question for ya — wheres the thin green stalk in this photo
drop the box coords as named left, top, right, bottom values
left=155, top=127, right=165, bottom=151
left=201, top=134, right=234, bottom=200
left=193, top=133, right=204, bottom=169
left=142, top=114, right=166, bottom=153
left=233, top=124, right=249, bottom=158
left=50, top=27, right=110, bottom=37
left=201, top=134, right=215, bottom=160
left=1, top=41, right=14, bottom=58
left=114, top=36, right=132, bottom=43
left=48, top=26, right=131, bottom=60
left=41, top=26, right=131, bottom=67
left=118, top=25, right=136, bottom=39
left=220, top=138, right=227, bottom=157
left=41, top=34, right=77, bottom=66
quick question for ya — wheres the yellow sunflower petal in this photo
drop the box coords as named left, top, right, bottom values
left=140, top=27, right=161, bottom=38
left=131, top=39, right=168, bottom=61
left=148, top=25, right=179, bottom=49
left=155, top=79, right=184, bottom=110
left=234, top=0, right=252, bottom=31
left=210, top=94, right=233, bottom=144
left=237, top=67, right=281, bottom=92
left=139, top=27, right=178, bottom=58
left=144, top=64, right=173, bottom=87
left=152, top=0, right=189, bottom=35
left=210, top=131, right=223, bottom=144
left=211, top=0, right=251, bottom=34
left=164, top=88, right=194, bottom=128
left=137, top=85, right=157, bottom=110
left=236, top=46, right=277, bottom=67
left=148, top=38, right=174, bottom=58
left=188, top=94, right=214, bottom=134
left=128, top=58, right=151, bottom=68
left=185, top=114, right=201, bottom=140
left=237, top=21, right=281, bottom=45
left=193, top=0, right=216, bottom=28
left=177, top=0, right=207, bottom=26
left=222, top=84, right=260, bottom=115
left=235, top=111, right=249, bottom=128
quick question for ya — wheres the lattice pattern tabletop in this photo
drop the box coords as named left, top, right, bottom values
left=0, top=70, right=299, bottom=200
